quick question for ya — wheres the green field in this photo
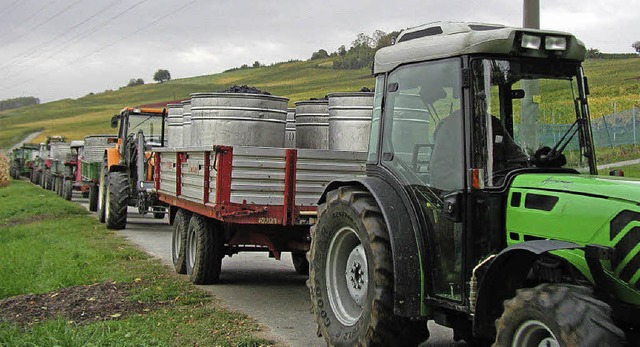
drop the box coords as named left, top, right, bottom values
left=1, top=57, right=639, bottom=163
left=0, top=180, right=273, bottom=346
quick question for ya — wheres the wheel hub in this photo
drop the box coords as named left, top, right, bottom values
left=512, top=320, right=559, bottom=347
left=326, top=226, right=368, bottom=327
left=345, top=244, right=368, bottom=306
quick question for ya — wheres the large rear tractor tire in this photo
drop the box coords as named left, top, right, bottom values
left=63, top=179, right=72, bottom=201
left=88, top=183, right=99, bottom=212
left=292, top=252, right=309, bottom=275
left=185, top=214, right=223, bottom=284
left=309, top=186, right=429, bottom=347
left=172, top=209, right=191, bottom=274
left=105, top=171, right=129, bottom=230
left=494, top=283, right=625, bottom=347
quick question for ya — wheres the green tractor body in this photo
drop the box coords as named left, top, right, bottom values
left=309, top=22, right=639, bottom=346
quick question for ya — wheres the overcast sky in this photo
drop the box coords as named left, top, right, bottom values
left=0, top=0, right=637, bottom=103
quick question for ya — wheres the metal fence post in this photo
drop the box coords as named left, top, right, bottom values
left=602, top=114, right=614, bottom=148
left=634, top=106, right=638, bottom=146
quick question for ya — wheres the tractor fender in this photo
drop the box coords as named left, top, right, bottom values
left=473, top=240, right=581, bottom=339
left=319, top=177, right=423, bottom=317
left=105, top=147, right=121, bottom=171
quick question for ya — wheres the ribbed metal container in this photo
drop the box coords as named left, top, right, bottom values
left=167, top=103, right=183, bottom=148
left=294, top=100, right=329, bottom=149
left=284, top=108, right=296, bottom=148
left=328, top=92, right=374, bottom=151
left=49, top=142, right=71, bottom=161
left=392, top=93, right=430, bottom=156
left=182, top=100, right=192, bottom=148
left=190, top=93, right=289, bottom=147
left=82, top=134, right=117, bottom=163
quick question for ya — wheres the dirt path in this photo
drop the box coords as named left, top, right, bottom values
left=6, top=131, right=41, bottom=153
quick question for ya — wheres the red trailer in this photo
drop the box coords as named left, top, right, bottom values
left=155, top=145, right=365, bottom=283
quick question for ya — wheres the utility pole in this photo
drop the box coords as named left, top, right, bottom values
left=523, top=0, right=540, bottom=29
left=520, top=0, right=540, bottom=151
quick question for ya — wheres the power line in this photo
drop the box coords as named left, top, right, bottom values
left=0, top=0, right=22, bottom=20
left=0, top=0, right=127, bottom=72
left=0, top=0, right=201, bottom=96
left=2, top=0, right=83, bottom=47
left=0, top=0, right=148, bottom=80
left=0, top=0, right=58, bottom=42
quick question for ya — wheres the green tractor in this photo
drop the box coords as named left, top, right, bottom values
left=309, top=22, right=639, bottom=346
left=9, top=143, right=39, bottom=179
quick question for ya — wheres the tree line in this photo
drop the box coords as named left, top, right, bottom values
left=310, top=30, right=400, bottom=69
left=0, top=96, right=40, bottom=111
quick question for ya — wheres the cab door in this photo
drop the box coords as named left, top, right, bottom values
left=379, top=58, right=467, bottom=301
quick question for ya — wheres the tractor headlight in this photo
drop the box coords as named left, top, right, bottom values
left=521, top=33, right=542, bottom=50
left=545, top=36, right=567, bottom=51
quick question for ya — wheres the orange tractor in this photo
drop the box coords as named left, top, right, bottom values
left=98, top=107, right=167, bottom=229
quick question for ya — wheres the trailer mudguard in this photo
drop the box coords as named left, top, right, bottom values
left=319, top=176, right=423, bottom=317
left=473, top=240, right=581, bottom=338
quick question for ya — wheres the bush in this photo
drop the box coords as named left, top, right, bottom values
left=0, top=153, right=10, bottom=188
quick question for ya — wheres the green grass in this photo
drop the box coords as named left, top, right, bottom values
left=0, top=180, right=273, bottom=346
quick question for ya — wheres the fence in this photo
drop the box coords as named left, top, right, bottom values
left=537, top=106, right=640, bottom=150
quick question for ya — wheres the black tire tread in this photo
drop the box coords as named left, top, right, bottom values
left=186, top=215, right=223, bottom=284
left=63, top=179, right=72, bottom=201
left=172, top=209, right=191, bottom=274
left=106, top=171, right=129, bottom=230
left=494, top=283, right=625, bottom=346
left=309, top=186, right=429, bottom=346
left=88, top=183, right=98, bottom=212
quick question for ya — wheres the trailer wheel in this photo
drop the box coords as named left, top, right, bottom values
left=172, top=209, right=191, bottom=274
left=494, top=283, right=625, bottom=347
left=309, top=186, right=429, bottom=346
left=185, top=214, right=223, bottom=284
left=97, top=160, right=107, bottom=223
left=292, top=252, right=309, bottom=275
left=63, top=179, right=72, bottom=201
left=88, top=183, right=99, bottom=212
left=105, top=171, right=129, bottom=230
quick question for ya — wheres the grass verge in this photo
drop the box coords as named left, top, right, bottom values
left=0, top=180, right=274, bottom=346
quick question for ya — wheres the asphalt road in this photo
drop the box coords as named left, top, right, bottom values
left=75, top=195, right=466, bottom=347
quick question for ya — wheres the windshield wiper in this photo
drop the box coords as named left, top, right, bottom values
left=130, top=114, right=154, bottom=133
left=532, top=119, right=579, bottom=168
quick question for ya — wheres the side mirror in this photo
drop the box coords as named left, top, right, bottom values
left=442, top=191, right=463, bottom=223
left=110, top=115, right=119, bottom=128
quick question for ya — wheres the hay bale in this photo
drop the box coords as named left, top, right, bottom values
left=0, top=152, right=10, bottom=188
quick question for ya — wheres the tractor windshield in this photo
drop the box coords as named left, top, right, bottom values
left=127, top=113, right=164, bottom=145
left=471, top=58, right=593, bottom=187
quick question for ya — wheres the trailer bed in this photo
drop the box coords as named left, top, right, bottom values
left=155, top=145, right=366, bottom=226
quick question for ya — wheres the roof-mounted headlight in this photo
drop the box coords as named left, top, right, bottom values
left=521, top=33, right=542, bottom=50
left=545, top=36, right=567, bottom=51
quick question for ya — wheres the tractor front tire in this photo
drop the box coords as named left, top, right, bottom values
left=105, top=171, right=129, bottom=230
left=88, top=183, right=99, bottom=212
left=172, top=209, right=191, bottom=274
left=309, top=186, right=429, bottom=347
left=185, top=214, right=223, bottom=284
left=494, top=283, right=625, bottom=347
